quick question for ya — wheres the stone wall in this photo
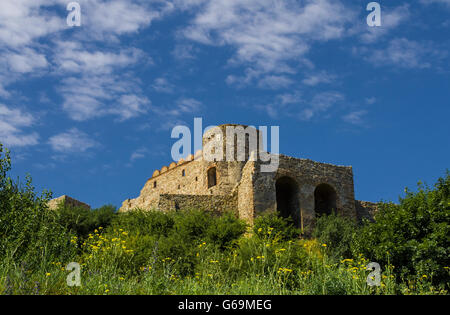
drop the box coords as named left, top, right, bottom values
left=238, top=154, right=356, bottom=234
left=121, top=159, right=209, bottom=211
left=158, top=193, right=238, bottom=215
left=355, top=200, right=379, bottom=223
left=48, top=195, right=91, bottom=210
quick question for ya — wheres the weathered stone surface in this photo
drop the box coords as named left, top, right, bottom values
left=120, top=124, right=376, bottom=231
left=355, top=200, right=379, bottom=222
left=48, top=195, right=90, bottom=210
left=158, top=193, right=237, bottom=216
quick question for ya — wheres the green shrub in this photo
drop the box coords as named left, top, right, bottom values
left=253, top=212, right=301, bottom=241
left=172, top=209, right=212, bottom=243
left=105, top=209, right=246, bottom=276
left=56, top=204, right=116, bottom=240
left=352, top=173, right=450, bottom=289
left=312, top=213, right=357, bottom=261
left=205, top=211, right=247, bottom=250
left=112, top=209, right=175, bottom=237
left=0, top=144, right=76, bottom=269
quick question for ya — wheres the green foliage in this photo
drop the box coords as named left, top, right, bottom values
left=104, top=209, right=247, bottom=276
left=253, top=212, right=301, bottom=241
left=56, top=204, right=116, bottom=239
left=313, top=213, right=357, bottom=261
left=204, top=211, right=247, bottom=250
left=352, top=172, right=450, bottom=289
left=112, top=209, right=175, bottom=237
left=0, top=144, right=76, bottom=269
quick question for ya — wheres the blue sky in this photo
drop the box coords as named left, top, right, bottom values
left=0, top=0, right=449, bottom=209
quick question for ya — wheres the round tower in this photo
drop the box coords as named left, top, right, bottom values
left=201, top=124, right=263, bottom=193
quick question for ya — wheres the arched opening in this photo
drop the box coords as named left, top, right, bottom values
left=314, top=184, right=337, bottom=216
left=207, top=167, right=217, bottom=188
left=276, top=176, right=300, bottom=227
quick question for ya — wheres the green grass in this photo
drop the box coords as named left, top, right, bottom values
left=0, top=223, right=446, bottom=295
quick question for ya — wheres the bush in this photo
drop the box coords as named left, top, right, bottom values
left=205, top=211, right=247, bottom=250
left=56, top=204, right=116, bottom=240
left=352, top=173, right=450, bottom=289
left=0, top=144, right=76, bottom=269
left=104, top=209, right=247, bottom=276
left=111, top=209, right=175, bottom=237
left=253, top=212, right=301, bottom=241
left=312, top=213, right=357, bottom=261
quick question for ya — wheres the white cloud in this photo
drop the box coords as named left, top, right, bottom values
left=172, top=44, right=196, bottom=60
left=302, top=71, right=335, bottom=86
left=420, top=0, right=450, bottom=7
left=367, top=38, right=445, bottom=69
left=299, top=91, right=344, bottom=121
left=255, top=92, right=302, bottom=119
left=342, top=110, right=368, bottom=125
left=0, top=1, right=63, bottom=97
left=78, top=0, right=172, bottom=40
left=0, top=0, right=64, bottom=49
left=152, top=77, right=175, bottom=93
left=129, top=147, right=149, bottom=162
left=277, top=92, right=302, bottom=105
left=149, top=97, right=202, bottom=130
left=180, top=0, right=355, bottom=86
left=0, top=84, right=9, bottom=98
left=360, top=4, right=410, bottom=43
left=52, top=41, right=150, bottom=121
left=59, top=75, right=150, bottom=121
left=53, top=41, right=146, bottom=74
left=256, top=90, right=347, bottom=121
left=257, top=75, right=293, bottom=90
left=110, top=94, right=150, bottom=121
left=48, top=128, right=97, bottom=153
left=171, top=98, right=202, bottom=116
left=0, top=1, right=164, bottom=103
left=365, top=97, right=377, bottom=105
left=0, top=104, right=39, bottom=147
left=0, top=0, right=174, bottom=46
left=1, top=48, right=48, bottom=73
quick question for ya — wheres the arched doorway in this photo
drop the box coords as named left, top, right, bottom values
left=276, top=176, right=300, bottom=227
left=314, top=184, right=337, bottom=216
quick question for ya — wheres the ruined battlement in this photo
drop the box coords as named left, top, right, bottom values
left=48, top=195, right=91, bottom=210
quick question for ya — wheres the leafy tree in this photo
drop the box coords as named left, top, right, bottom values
left=352, top=172, right=450, bottom=288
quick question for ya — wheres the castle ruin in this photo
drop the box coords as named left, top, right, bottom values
left=120, top=124, right=377, bottom=233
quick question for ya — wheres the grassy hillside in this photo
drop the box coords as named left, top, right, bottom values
left=0, top=144, right=448, bottom=295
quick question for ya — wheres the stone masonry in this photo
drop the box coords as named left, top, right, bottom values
left=48, top=195, right=91, bottom=210
left=120, top=124, right=376, bottom=233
